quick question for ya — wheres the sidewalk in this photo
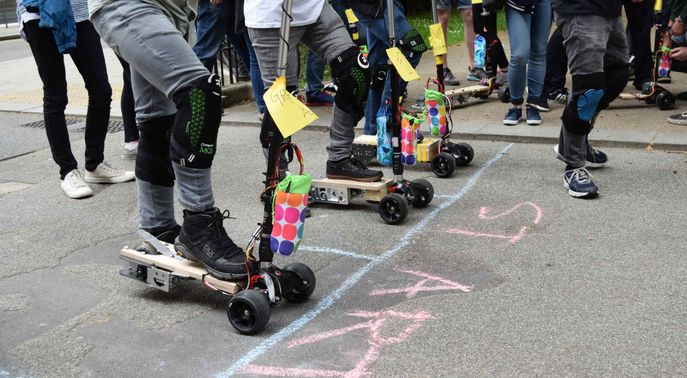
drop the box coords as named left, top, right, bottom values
left=1, top=32, right=686, bottom=151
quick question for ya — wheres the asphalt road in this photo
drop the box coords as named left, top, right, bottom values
left=0, top=114, right=685, bottom=377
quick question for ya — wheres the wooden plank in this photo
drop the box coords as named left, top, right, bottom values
left=445, top=85, right=490, bottom=96
left=618, top=93, right=642, bottom=100
left=311, top=177, right=392, bottom=191
left=120, top=248, right=241, bottom=293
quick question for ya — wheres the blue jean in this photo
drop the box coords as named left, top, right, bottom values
left=193, top=0, right=249, bottom=70
left=244, top=33, right=266, bottom=113
left=357, top=1, right=422, bottom=135
left=305, top=49, right=325, bottom=97
left=505, top=0, right=551, bottom=105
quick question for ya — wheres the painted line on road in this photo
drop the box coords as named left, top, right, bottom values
left=298, top=245, right=379, bottom=261
left=217, top=144, right=513, bottom=377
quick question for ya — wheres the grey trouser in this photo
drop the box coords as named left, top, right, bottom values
left=92, top=0, right=215, bottom=229
left=248, top=2, right=357, bottom=161
left=555, top=14, right=628, bottom=167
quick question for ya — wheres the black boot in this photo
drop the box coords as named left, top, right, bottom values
left=326, top=157, right=383, bottom=182
left=146, top=224, right=181, bottom=244
left=174, top=208, right=248, bottom=280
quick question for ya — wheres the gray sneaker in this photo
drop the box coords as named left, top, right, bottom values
left=667, top=111, right=687, bottom=126
left=443, top=67, right=460, bottom=86
left=85, top=161, right=135, bottom=184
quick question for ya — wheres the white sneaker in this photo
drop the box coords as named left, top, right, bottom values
left=61, top=170, right=93, bottom=199
left=121, top=141, right=138, bottom=160
left=85, top=161, right=135, bottom=184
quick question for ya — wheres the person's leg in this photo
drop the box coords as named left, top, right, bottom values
left=93, top=0, right=246, bottom=277
left=117, top=55, right=139, bottom=145
left=69, top=21, right=113, bottom=173
left=436, top=0, right=461, bottom=85
left=556, top=14, right=627, bottom=197
left=624, top=0, right=654, bottom=89
left=244, top=33, right=266, bottom=114
left=302, top=2, right=381, bottom=181
left=458, top=1, right=477, bottom=79
left=357, top=14, right=389, bottom=135
left=505, top=7, right=531, bottom=106
left=544, top=27, right=568, bottom=101
left=525, top=0, right=551, bottom=104
left=192, top=0, right=225, bottom=71
left=22, top=20, right=77, bottom=179
left=306, top=50, right=324, bottom=96
left=381, top=1, right=426, bottom=107
left=223, top=1, right=250, bottom=68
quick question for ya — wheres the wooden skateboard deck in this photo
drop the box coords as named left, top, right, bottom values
left=310, top=178, right=392, bottom=202
left=445, top=85, right=490, bottom=97
left=120, top=246, right=241, bottom=294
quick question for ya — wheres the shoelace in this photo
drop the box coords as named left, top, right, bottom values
left=208, top=210, right=240, bottom=253
left=681, top=111, right=687, bottom=118
left=567, top=168, right=593, bottom=184
left=67, top=171, right=88, bottom=188
left=98, top=161, right=121, bottom=175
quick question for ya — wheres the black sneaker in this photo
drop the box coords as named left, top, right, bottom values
left=175, top=208, right=248, bottom=280
left=527, top=96, right=550, bottom=112
left=667, top=111, right=687, bottom=125
left=326, top=157, right=383, bottom=182
left=547, top=88, right=569, bottom=104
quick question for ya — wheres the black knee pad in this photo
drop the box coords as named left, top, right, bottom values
left=398, top=28, right=428, bottom=60
left=599, top=64, right=630, bottom=110
left=170, top=74, right=222, bottom=168
left=331, top=46, right=370, bottom=118
left=562, top=73, right=606, bottom=135
left=136, top=114, right=176, bottom=186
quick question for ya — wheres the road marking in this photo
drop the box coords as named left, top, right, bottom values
left=216, top=143, right=513, bottom=377
left=298, top=245, right=379, bottom=261
left=447, top=202, right=543, bottom=245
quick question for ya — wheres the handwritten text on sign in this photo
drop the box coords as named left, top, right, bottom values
left=386, top=47, right=420, bottom=82
left=264, top=76, right=318, bottom=138
left=429, top=23, right=447, bottom=56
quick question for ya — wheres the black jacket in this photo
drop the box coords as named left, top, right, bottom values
left=551, top=0, right=622, bottom=18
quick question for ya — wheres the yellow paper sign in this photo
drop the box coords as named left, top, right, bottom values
left=386, top=47, right=420, bottom=82
left=429, top=23, right=447, bottom=56
left=264, top=76, right=318, bottom=138
left=345, top=9, right=359, bottom=23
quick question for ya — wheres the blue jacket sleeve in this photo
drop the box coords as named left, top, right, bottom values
left=34, top=0, right=77, bottom=54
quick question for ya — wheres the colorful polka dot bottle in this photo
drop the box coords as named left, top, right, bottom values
left=658, top=47, right=671, bottom=79
left=425, top=87, right=447, bottom=136
left=270, top=173, right=311, bottom=256
left=400, top=112, right=425, bottom=166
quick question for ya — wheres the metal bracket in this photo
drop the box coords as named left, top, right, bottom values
left=145, top=266, right=178, bottom=292
left=310, top=186, right=361, bottom=205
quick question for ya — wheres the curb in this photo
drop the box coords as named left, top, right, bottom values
left=0, top=34, right=21, bottom=41
left=221, top=83, right=253, bottom=108
left=216, top=120, right=687, bottom=152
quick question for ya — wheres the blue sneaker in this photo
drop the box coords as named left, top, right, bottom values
left=586, top=147, right=607, bottom=168
left=466, top=66, right=481, bottom=82
left=503, top=107, right=522, bottom=126
left=554, top=144, right=607, bottom=168
left=563, top=167, right=598, bottom=198
left=526, top=105, right=541, bottom=125
left=305, top=90, right=334, bottom=106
